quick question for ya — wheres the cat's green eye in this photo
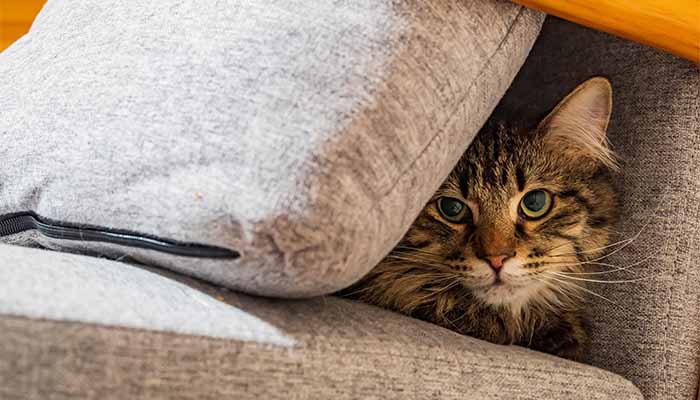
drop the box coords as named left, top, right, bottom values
left=437, top=197, right=469, bottom=223
left=520, top=190, right=552, bottom=219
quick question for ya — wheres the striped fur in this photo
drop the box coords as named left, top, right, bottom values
left=342, top=78, right=617, bottom=360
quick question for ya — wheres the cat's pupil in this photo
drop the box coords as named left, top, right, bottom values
left=442, top=198, right=464, bottom=216
left=523, top=190, right=546, bottom=211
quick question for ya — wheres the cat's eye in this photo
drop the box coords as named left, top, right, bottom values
left=436, top=197, right=470, bottom=223
left=520, top=190, right=552, bottom=219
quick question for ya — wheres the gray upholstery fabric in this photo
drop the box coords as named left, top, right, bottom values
left=0, top=244, right=641, bottom=400
left=493, top=17, right=700, bottom=400
left=0, top=244, right=294, bottom=345
left=0, top=0, right=543, bottom=298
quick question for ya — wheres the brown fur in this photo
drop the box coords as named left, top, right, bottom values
left=341, top=78, right=617, bottom=360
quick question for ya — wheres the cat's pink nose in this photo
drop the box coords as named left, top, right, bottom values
left=485, top=255, right=509, bottom=270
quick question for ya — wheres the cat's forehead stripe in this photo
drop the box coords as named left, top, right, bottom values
left=516, top=167, right=526, bottom=192
left=458, top=163, right=471, bottom=198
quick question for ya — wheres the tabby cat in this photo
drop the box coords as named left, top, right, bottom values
left=343, top=78, right=618, bottom=360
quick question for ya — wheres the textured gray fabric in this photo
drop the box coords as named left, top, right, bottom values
left=0, top=244, right=294, bottom=345
left=0, top=251, right=642, bottom=399
left=493, top=17, right=700, bottom=400
left=0, top=0, right=543, bottom=298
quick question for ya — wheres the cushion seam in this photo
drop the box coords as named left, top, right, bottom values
left=372, top=5, right=529, bottom=204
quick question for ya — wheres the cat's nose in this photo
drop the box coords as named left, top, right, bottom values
left=475, top=227, right=516, bottom=271
left=483, top=254, right=512, bottom=270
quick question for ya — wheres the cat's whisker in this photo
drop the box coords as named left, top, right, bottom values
left=546, top=237, right=634, bottom=259
left=537, top=240, right=580, bottom=255
left=383, top=261, right=454, bottom=275
left=538, top=231, right=634, bottom=256
left=538, top=260, right=622, bottom=269
left=425, top=279, right=463, bottom=295
left=339, top=281, right=387, bottom=297
left=401, top=278, right=463, bottom=310
left=531, top=276, right=585, bottom=308
left=377, top=272, right=459, bottom=286
left=544, top=274, right=619, bottom=306
left=543, top=271, right=649, bottom=284
left=443, top=308, right=468, bottom=332
left=343, top=273, right=460, bottom=306
left=384, top=255, right=455, bottom=271
left=386, top=251, right=454, bottom=264
left=550, top=256, right=653, bottom=275
left=606, top=227, right=628, bottom=236
left=548, top=213, right=657, bottom=262
left=393, top=247, right=446, bottom=258
left=445, top=315, right=466, bottom=331
left=385, top=256, right=451, bottom=268
left=533, top=260, right=635, bottom=276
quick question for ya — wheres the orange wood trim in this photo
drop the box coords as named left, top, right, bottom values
left=0, top=22, right=33, bottom=40
left=0, top=0, right=46, bottom=51
left=510, top=0, right=700, bottom=64
left=0, top=0, right=46, bottom=22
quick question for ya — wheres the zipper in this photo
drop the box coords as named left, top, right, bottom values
left=0, top=212, right=239, bottom=259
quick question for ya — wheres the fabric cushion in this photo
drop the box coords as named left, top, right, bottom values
left=0, top=244, right=294, bottom=344
left=0, top=0, right=543, bottom=298
left=0, top=245, right=641, bottom=400
left=492, top=17, right=700, bottom=400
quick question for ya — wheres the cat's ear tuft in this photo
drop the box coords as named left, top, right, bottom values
left=538, top=77, right=617, bottom=169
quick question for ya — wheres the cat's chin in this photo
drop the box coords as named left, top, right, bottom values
left=471, top=280, right=544, bottom=310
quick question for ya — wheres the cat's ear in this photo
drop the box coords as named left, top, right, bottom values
left=538, top=77, right=616, bottom=169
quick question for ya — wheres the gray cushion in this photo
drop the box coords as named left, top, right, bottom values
left=0, top=245, right=641, bottom=400
left=492, top=17, right=700, bottom=400
left=0, top=244, right=293, bottom=344
left=0, top=0, right=543, bottom=298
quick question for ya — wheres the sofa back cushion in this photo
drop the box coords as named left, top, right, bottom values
left=0, top=1, right=543, bottom=297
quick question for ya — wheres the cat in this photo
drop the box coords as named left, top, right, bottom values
left=342, top=77, right=618, bottom=360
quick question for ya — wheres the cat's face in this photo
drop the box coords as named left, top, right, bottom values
left=397, top=78, right=617, bottom=311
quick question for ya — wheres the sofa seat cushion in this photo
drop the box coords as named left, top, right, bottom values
left=0, top=0, right=543, bottom=298
left=0, top=245, right=641, bottom=399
